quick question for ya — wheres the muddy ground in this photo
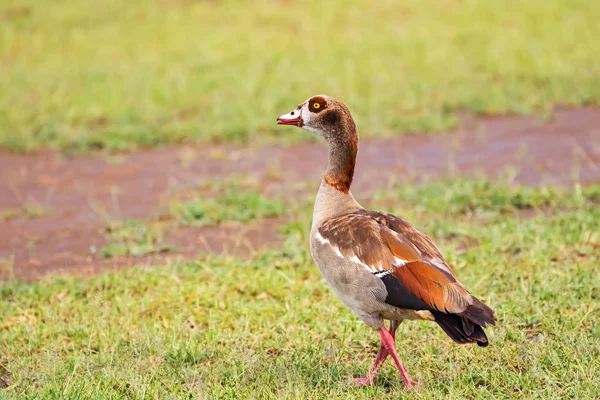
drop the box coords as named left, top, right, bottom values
left=1, top=107, right=599, bottom=281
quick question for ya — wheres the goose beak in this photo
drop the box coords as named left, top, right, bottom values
left=277, top=108, right=303, bottom=127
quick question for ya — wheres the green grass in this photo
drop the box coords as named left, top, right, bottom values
left=0, top=206, right=50, bottom=221
left=101, top=220, right=174, bottom=259
left=173, top=185, right=286, bottom=227
left=374, top=179, right=600, bottom=219
left=1, top=181, right=599, bottom=398
left=100, top=183, right=286, bottom=257
left=2, top=0, right=600, bottom=152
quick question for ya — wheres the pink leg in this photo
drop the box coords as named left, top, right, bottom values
left=353, top=321, right=400, bottom=387
left=353, top=345, right=388, bottom=386
left=379, top=327, right=417, bottom=389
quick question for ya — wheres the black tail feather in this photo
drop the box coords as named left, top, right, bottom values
left=432, top=297, right=496, bottom=348
left=461, top=297, right=496, bottom=327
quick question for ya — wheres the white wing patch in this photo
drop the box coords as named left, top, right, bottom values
left=349, top=255, right=376, bottom=273
left=315, top=230, right=345, bottom=259
left=392, top=256, right=408, bottom=267
left=375, top=270, right=392, bottom=278
left=314, top=231, right=327, bottom=244
left=316, top=230, right=385, bottom=273
left=332, top=246, right=344, bottom=258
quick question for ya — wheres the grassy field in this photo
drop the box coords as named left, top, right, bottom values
left=100, top=184, right=288, bottom=258
left=1, top=180, right=599, bottom=398
left=2, top=0, right=600, bottom=397
left=2, top=0, right=600, bottom=152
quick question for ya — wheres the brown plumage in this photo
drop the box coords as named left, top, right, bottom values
left=277, top=95, right=496, bottom=389
left=319, top=210, right=495, bottom=346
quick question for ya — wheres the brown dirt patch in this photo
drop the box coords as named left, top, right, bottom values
left=1, top=107, right=599, bottom=281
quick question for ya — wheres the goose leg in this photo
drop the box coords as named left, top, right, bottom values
left=379, top=325, right=416, bottom=389
left=353, top=320, right=401, bottom=387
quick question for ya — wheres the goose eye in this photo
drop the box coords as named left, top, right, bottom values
left=313, top=103, right=321, bottom=109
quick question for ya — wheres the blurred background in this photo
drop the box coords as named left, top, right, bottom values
left=1, top=1, right=599, bottom=398
left=2, top=0, right=599, bottom=151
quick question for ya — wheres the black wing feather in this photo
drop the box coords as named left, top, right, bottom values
left=380, top=274, right=433, bottom=311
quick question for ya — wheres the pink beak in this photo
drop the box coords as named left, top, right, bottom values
left=277, top=108, right=303, bottom=127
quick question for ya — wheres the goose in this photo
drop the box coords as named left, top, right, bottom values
left=276, top=95, right=496, bottom=389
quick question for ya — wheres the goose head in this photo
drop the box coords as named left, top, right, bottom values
left=277, top=95, right=357, bottom=143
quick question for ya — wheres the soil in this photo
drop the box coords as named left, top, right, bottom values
left=1, top=107, right=599, bottom=281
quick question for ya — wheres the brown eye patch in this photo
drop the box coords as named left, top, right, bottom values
left=308, top=96, right=327, bottom=113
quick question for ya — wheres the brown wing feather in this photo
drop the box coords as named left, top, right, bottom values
left=365, top=210, right=460, bottom=279
left=320, top=211, right=472, bottom=314
left=363, top=210, right=473, bottom=313
left=364, top=209, right=496, bottom=333
left=379, top=228, right=421, bottom=262
left=318, top=210, right=496, bottom=343
left=319, top=214, right=392, bottom=271
left=392, top=261, right=470, bottom=313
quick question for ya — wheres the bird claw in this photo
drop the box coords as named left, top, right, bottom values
left=403, top=377, right=418, bottom=390
left=349, top=377, right=374, bottom=387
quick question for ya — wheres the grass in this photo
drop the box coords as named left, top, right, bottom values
left=101, top=220, right=174, bottom=259
left=172, top=185, right=286, bottom=227
left=1, top=180, right=599, bottom=398
left=100, top=183, right=287, bottom=257
left=0, top=206, right=50, bottom=221
left=374, top=179, right=600, bottom=218
left=2, top=0, right=600, bottom=152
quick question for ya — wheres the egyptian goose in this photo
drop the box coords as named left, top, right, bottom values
left=276, top=95, right=496, bottom=389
